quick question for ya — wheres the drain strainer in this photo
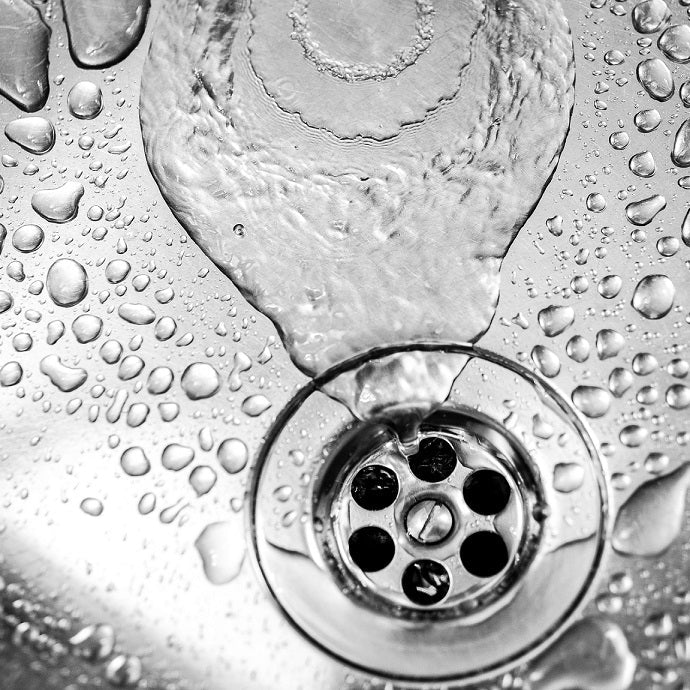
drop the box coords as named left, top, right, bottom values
left=249, top=345, right=609, bottom=684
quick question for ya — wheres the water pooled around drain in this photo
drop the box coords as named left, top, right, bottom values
left=141, top=0, right=575, bottom=429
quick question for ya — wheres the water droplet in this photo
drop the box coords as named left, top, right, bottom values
left=40, top=355, right=87, bottom=392
left=241, top=394, right=272, bottom=417
left=71, top=314, right=102, bottom=343
left=189, top=465, right=217, bottom=496
left=553, top=463, right=585, bottom=493
left=80, top=497, right=104, bottom=516
left=613, top=463, right=690, bottom=556
left=631, top=274, right=675, bottom=319
left=12, top=224, right=44, bottom=253
left=566, top=335, right=590, bottom=362
left=632, top=0, right=671, bottom=33
left=217, top=438, right=249, bottom=474
left=146, top=367, right=173, bottom=394
left=635, top=108, right=661, bottom=132
left=31, top=181, right=84, bottom=223
left=659, top=23, right=690, bottom=63
left=596, top=329, right=625, bottom=360
left=69, top=623, right=115, bottom=660
left=104, top=653, right=142, bottom=688
left=67, top=81, right=103, bottom=119
left=161, top=443, right=195, bottom=471
left=120, top=447, right=151, bottom=476
left=625, top=194, right=666, bottom=225
left=228, top=351, right=252, bottom=391
left=531, top=345, right=561, bottom=378
left=0, top=361, right=23, bottom=387
left=666, top=383, right=690, bottom=409
left=5, top=117, right=55, bottom=154
left=673, top=118, right=690, bottom=167
left=537, top=305, right=575, bottom=337
left=529, top=617, right=636, bottom=690
left=62, top=0, right=150, bottom=69
left=637, top=57, right=674, bottom=101
left=138, top=492, right=156, bottom=515
left=194, top=521, right=245, bottom=585
left=180, top=362, right=221, bottom=400
left=628, top=151, right=655, bottom=177
left=118, top=302, right=156, bottom=325
left=598, top=274, right=623, bottom=299
left=572, top=386, right=611, bottom=418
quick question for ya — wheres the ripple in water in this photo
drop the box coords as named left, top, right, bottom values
left=141, top=0, right=574, bottom=424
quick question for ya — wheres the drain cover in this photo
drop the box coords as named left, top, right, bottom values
left=249, top=345, right=609, bottom=683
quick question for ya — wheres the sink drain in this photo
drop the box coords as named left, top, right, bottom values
left=248, top=345, right=609, bottom=684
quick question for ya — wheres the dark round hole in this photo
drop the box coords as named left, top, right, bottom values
left=401, top=559, right=451, bottom=606
left=407, top=437, right=457, bottom=483
left=460, top=531, right=509, bottom=578
left=351, top=464, right=399, bottom=511
left=463, top=469, right=511, bottom=515
left=348, top=526, right=395, bottom=573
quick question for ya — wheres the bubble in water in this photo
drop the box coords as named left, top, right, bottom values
left=67, top=81, right=103, bottom=120
left=631, top=0, right=671, bottom=33
left=658, top=24, right=690, bottom=62
left=4, top=117, right=55, bottom=154
left=180, top=362, right=221, bottom=400
left=0, top=361, right=23, bottom=387
left=631, top=274, right=675, bottom=319
left=0, top=0, right=50, bottom=111
left=194, top=521, right=245, bottom=585
left=46, top=258, right=88, bottom=307
left=529, top=617, right=636, bottom=690
left=12, top=224, right=44, bottom=253
left=625, top=194, right=666, bottom=225
left=217, top=438, right=249, bottom=474
left=31, top=181, right=84, bottom=223
left=120, top=447, right=151, bottom=476
left=537, top=305, right=575, bottom=337
left=62, top=0, right=150, bottom=69
left=628, top=151, right=655, bottom=177
left=613, top=463, right=690, bottom=557
left=553, top=463, right=585, bottom=493
left=80, top=497, right=104, bottom=516
left=636, top=57, right=674, bottom=101
left=161, top=443, right=195, bottom=471
left=571, top=386, right=611, bottom=418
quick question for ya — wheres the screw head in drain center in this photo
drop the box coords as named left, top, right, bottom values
left=405, top=499, right=454, bottom=545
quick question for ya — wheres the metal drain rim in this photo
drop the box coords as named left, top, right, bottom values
left=246, top=342, right=611, bottom=685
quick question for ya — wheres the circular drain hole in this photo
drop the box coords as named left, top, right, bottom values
left=348, top=526, right=395, bottom=572
left=351, top=464, right=399, bottom=510
left=408, top=436, right=456, bottom=482
left=401, top=559, right=451, bottom=606
left=463, top=469, right=511, bottom=515
left=460, top=531, right=510, bottom=578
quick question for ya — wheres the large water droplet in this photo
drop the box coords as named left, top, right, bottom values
left=194, top=521, right=246, bottom=585
left=5, top=117, right=55, bottom=154
left=631, top=274, right=675, bottom=319
left=31, top=181, right=85, bottom=223
left=613, top=464, right=690, bottom=557
left=46, top=258, right=88, bottom=307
